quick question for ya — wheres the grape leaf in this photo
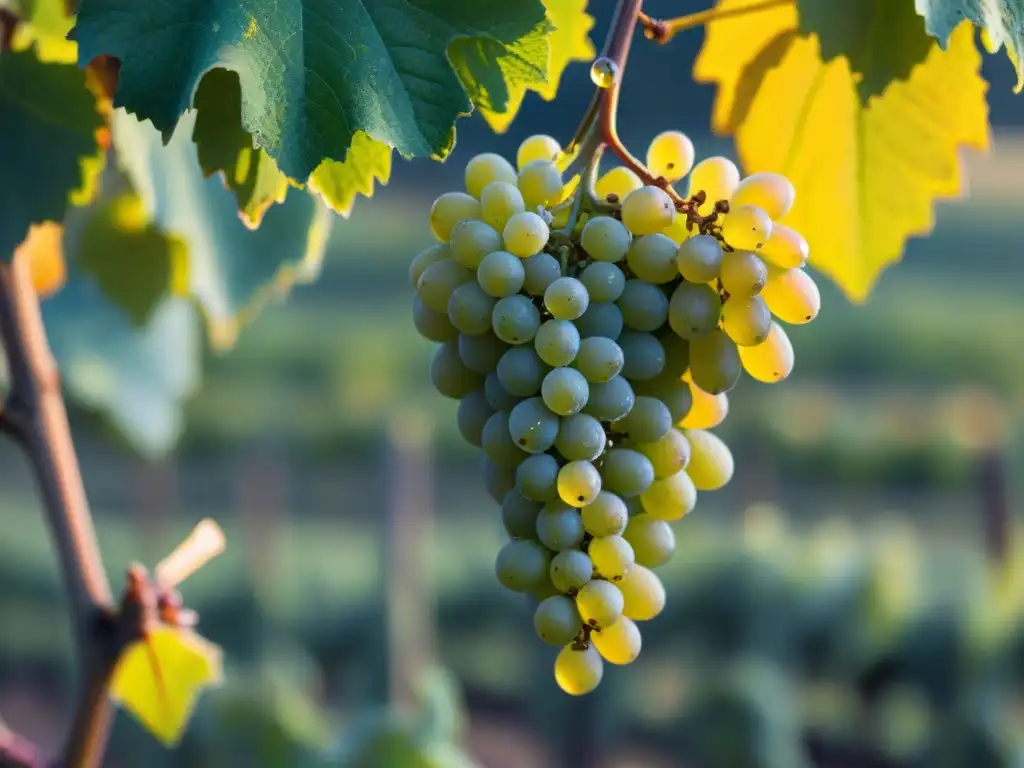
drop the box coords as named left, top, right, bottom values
left=308, top=132, right=393, bottom=218
left=915, top=0, right=1024, bottom=91
left=5, top=0, right=76, bottom=63
left=72, top=0, right=549, bottom=180
left=693, top=3, right=989, bottom=301
left=0, top=49, right=104, bottom=260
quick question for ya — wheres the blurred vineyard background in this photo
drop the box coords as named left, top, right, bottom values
left=3, top=1, right=1024, bottom=765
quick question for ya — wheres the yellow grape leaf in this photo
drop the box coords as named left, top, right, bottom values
left=694, top=2, right=989, bottom=301
left=110, top=625, right=223, bottom=747
left=481, top=0, right=596, bottom=133
left=10, top=0, right=76, bottom=64
left=308, top=131, right=393, bottom=218
left=15, top=221, right=66, bottom=298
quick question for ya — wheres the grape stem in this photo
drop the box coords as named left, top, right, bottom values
left=638, top=0, right=790, bottom=45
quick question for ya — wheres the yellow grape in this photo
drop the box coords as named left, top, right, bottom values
left=464, top=152, right=518, bottom=199
left=688, top=156, right=740, bottom=210
left=518, top=159, right=564, bottom=210
left=761, top=267, right=821, bottom=325
left=731, top=172, right=795, bottom=220
left=480, top=181, right=526, bottom=231
left=758, top=222, right=809, bottom=269
left=517, top=134, right=561, bottom=170
left=639, top=468, right=697, bottom=521
left=660, top=212, right=693, bottom=244
left=720, top=249, right=768, bottom=297
left=636, top=427, right=690, bottom=479
left=680, top=374, right=729, bottom=429
left=592, top=618, right=642, bottom=665
left=738, top=321, right=794, bottom=383
left=429, top=192, right=481, bottom=242
left=646, top=130, right=695, bottom=183
left=617, top=565, right=666, bottom=621
left=720, top=204, right=772, bottom=251
left=721, top=295, right=772, bottom=346
left=682, top=429, right=734, bottom=491
left=576, top=579, right=624, bottom=629
left=596, top=166, right=643, bottom=203
left=554, top=644, right=604, bottom=695
left=588, top=535, right=635, bottom=581
left=621, top=186, right=675, bottom=235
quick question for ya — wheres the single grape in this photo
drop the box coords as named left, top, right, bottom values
left=485, top=372, right=522, bottom=411
left=449, top=220, right=501, bottom=268
left=522, top=253, right=562, bottom=296
left=409, top=244, right=450, bottom=288
left=481, top=410, right=526, bottom=468
left=495, top=539, right=552, bottom=592
left=545, top=277, right=590, bottom=321
left=430, top=341, right=484, bottom=399
left=689, top=156, right=740, bottom=212
left=554, top=644, right=603, bottom=696
left=550, top=549, right=594, bottom=593
left=501, top=490, right=544, bottom=538
left=738, top=321, right=794, bottom=382
left=542, top=367, right=590, bottom=417
left=600, top=448, right=655, bottom=497
left=721, top=204, right=772, bottom=251
left=680, top=376, right=729, bottom=429
left=465, top=152, right=518, bottom=199
left=558, top=460, right=603, bottom=508
left=617, top=565, right=666, bottom=621
left=580, top=216, right=631, bottom=263
left=516, top=453, right=561, bottom=502
left=668, top=281, right=722, bottom=339
left=534, top=595, right=584, bottom=646
left=634, top=426, right=691, bottom=480
left=588, top=535, right=635, bottom=581
left=492, top=294, right=541, bottom=345
left=639, top=468, right=697, bottom=521
left=517, top=134, right=561, bottom=169
left=576, top=579, right=624, bottom=629
left=536, top=500, right=586, bottom=550
left=554, top=413, right=607, bottom=462
left=647, top=130, right=695, bottom=183
left=429, top=192, right=481, bottom=242
left=676, top=234, right=724, bottom=284
left=527, top=579, right=561, bottom=603
left=660, top=213, right=693, bottom=245
left=761, top=267, right=820, bottom=324
left=496, top=346, right=547, bottom=397
left=658, top=331, right=691, bottom=378
left=580, top=262, right=626, bottom=303
left=535, top=319, right=581, bottom=367
left=631, top=371, right=693, bottom=423
left=503, top=211, right=550, bottom=258
left=480, top=181, right=526, bottom=231
left=478, top=250, right=526, bottom=298
left=574, top=336, right=625, bottom=384
left=722, top=295, right=772, bottom=346
left=623, top=515, right=676, bottom=568
left=611, top=396, right=672, bottom=445
left=592, top=617, right=642, bottom=665
left=617, top=331, right=665, bottom=381
left=620, top=186, right=675, bottom=236
left=509, top=396, right=561, bottom=454
left=518, top=159, right=564, bottom=211
left=595, top=166, right=643, bottom=203
left=417, top=259, right=473, bottom=313
left=617, top=280, right=669, bottom=332
left=689, top=329, right=742, bottom=394
left=581, top=491, right=628, bottom=537
left=483, top=458, right=517, bottom=503
left=590, top=56, right=619, bottom=88
left=449, top=282, right=497, bottom=336
left=575, top=302, right=624, bottom=340
left=626, top=233, right=678, bottom=284
left=456, top=389, right=493, bottom=447
left=758, top=222, right=809, bottom=269
left=720, top=249, right=768, bottom=297
left=683, top=429, right=734, bottom=490
left=583, top=376, right=635, bottom=421
left=731, top=172, right=795, bottom=220
left=413, top=296, right=459, bottom=342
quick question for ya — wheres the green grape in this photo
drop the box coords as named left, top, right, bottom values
left=580, top=262, right=626, bottom=303
left=535, top=319, right=581, bottom=367
left=534, top=595, right=584, bottom=646
left=581, top=491, right=628, bottom=537
left=632, top=372, right=692, bottom=423
left=495, top=539, right=552, bottom=593
left=617, top=331, right=665, bottom=381
left=542, top=367, right=590, bottom=417
left=626, top=233, right=678, bottom=284
left=554, top=413, right=607, bottom=462
left=492, top=295, right=541, bottom=345
left=544, top=277, right=590, bottom=321
left=501, top=490, right=544, bottom=538
left=516, top=453, right=560, bottom=502
left=527, top=579, right=561, bottom=603
left=722, top=295, right=772, bottom=346
left=576, top=579, right=624, bottom=629
left=720, top=249, right=768, bottom=297
left=485, top=372, right=522, bottom=411
left=590, top=56, right=619, bottom=88
left=413, top=296, right=459, bottom=342
left=731, top=171, right=795, bottom=220
left=679, top=376, right=728, bottom=429
left=417, top=258, right=473, bottom=313
left=522, top=253, right=562, bottom=296
left=429, top=192, right=481, bottom=242
left=738, top=321, right=794, bottom=382
left=689, top=329, right=742, bottom=394
left=409, top=244, right=450, bottom=288
left=481, top=411, right=526, bottom=468
left=449, top=220, right=501, bottom=268
left=448, top=282, right=497, bottom=336
left=684, top=429, right=735, bottom=491
left=636, top=427, right=690, bottom=479
left=646, top=130, right=695, bottom=183
left=430, top=341, right=484, bottom=399
left=574, top=336, right=625, bottom=384
left=575, top=302, right=624, bottom=340
left=595, top=166, right=642, bottom=203
left=517, top=159, right=564, bottom=210
left=758, top=222, right=809, bottom=269
left=617, top=280, right=669, bottom=332
left=658, top=332, right=691, bottom=378
left=600, top=448, right=655, bottom=497
left=536, top=500, right=586, bottom=550
left=720, top=204, right=772, bottom=251
left=592, top=617, right=642, bottom=665
left=639, top=468, right=697, bottom=521
left=465, top=152, right=518, bottom=199
left=509, top=396, right=560, bottom=454
left=480, top=181, right=526, bottom=231
left=550, top=549, right=594, bottom=593
left=580, top=216, right=632, bottom=262
left=517, top=134, right=561, bottom=169
left=588, top=535, right=635, bottom=581
left=623, top=496, right=645, bottom=518
left=621, top=186, right=676, bottom=236
left=483, top=458, right=517, bottom=503
left=623, top=515, right=676, bottom=568
left=583, top=376, right=635, bottom=421
left=676, top=234, right=724, bottom=283
left=668, top=281, right=721, bottom=339
left=478, top=250, right=526, bottom=298
left=456, top=389, right=493, bottom=447
left=558, top=460, right=603, bottom=507
left=611, top=396, right=672, bottom=445
left=617, top=565, right=666, bottom=621
left=554, top=644, right=604, bottom=696
left=761, top=267, right=820, bottom=324
left=496, top=346, right=547, bottom=397
left=689, top=156, right=740, bottom=212
left=503, top=211, right=550, bottom=258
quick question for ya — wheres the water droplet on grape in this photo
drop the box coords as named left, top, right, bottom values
left=590, top=57, right=619, bottom=89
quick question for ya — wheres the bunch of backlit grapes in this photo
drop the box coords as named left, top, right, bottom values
left=409, top=129, right=820, bottom=695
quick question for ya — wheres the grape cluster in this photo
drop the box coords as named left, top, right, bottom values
left=409, top=130, right=820, bottom=695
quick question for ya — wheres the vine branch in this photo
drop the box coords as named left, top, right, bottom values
left=638, top=0, right=790, bottom=45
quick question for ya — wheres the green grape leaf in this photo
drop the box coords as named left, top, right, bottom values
left=916, top=0, right=1024, bottom=91
left=308, top=132, right=393, bottom=218
left=0, top=49, right=104, bottom=260
left=72, top=0, right=549, bottom=180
